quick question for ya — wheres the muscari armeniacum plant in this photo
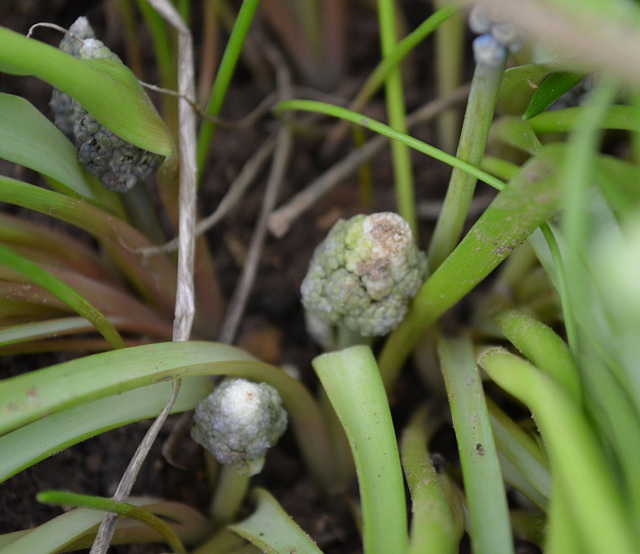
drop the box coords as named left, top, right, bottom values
left=300, top=211, right=427, bottom=350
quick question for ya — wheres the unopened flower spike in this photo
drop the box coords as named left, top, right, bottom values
left=468, top=6, right=522, bottom=53
left=49, top=17, right=95, bottom=136
left=191, top=378, right=288, bottom=476
left=301, top=212, right=428, bottom=349
left=50, top=17, right=161, bottom=192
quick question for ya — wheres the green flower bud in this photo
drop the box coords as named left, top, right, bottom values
left=301, top=212, right=427, bottom=346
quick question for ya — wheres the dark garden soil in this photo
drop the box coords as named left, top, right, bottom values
left=0, top=1, right=490, bottom=552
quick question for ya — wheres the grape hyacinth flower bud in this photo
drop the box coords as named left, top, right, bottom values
left=72, top=39, right=161, bottom=192
left=468, top=5, right=522, bottom=53
left=49, top=17, right=95, bottom=136
left=191, top=378, right=288, bottom=476
left=50, top=17, right=162, bottom=192
left=473, top=34, right=508, bottom=68
left=301, top=212, right=427, bottom=348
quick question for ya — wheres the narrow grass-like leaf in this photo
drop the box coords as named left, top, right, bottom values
left=0, top=341, right=337, bottom=492
left=0, top=377, right=211, bottom=482
left=495, top=310, right=581, bottom=403
left=479, top=347, right=639, bottom=554
left=0, top=244, right=125, bottom=349
left=523, top=72, right=585, bottom=120
left=0, top=176, right=177, bottom=315
left=497, top=64, right=553, bottom=115
left=487, top=399, right=551, bottom=509
left=229, top=488, right=323, bottom=554
left=438, top=335, right=513, bottom=554
left=0, top=93, right=123, bottom=214
left=276, top=99, right=506, bottom=191
left=196, top=0, right=261, bottom=174
left=0, top=498, right=208, bottom=553
left=37, top=491, right=185, bottom=552
left=593, top=154, right=640, bottom=215
left=0, top=315, right=171, bottom=349
left=379, top=146, right=562, bottom=389
left=376, top=0, right=417, bottom=233
left=0, top=26, right=172, bottom=156
left=0, top=212, right=119, bottom=283
left=400, top=403, right=462, bottom=553
left=313, top=346, right=408, bottom=554
left=528, top=105, right=639, bottom=134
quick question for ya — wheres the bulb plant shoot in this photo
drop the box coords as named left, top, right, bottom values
left=1, top=1, right=640, bottom=553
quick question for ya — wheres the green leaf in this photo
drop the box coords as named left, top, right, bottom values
left=479, top=348, right=639, bottom=554
left=37, top=491, right=185, bottom=553
left=0, top=377, right=212, bottom=482
left=0, top=498, right=208, bottom=553
left=230, top=488, right=323, bottom=554
left=0, top=341, right=338, bottom=493
left=0, top=93, right=123, bottom=214
left=438, top=336, right=513, bottom=554
left=0, top=244, right=125, bottom=349
left=400, top=404, right=463, bottom=553
left=489, top=117, right=542, bottom=155
left=523, top=72, right=585, bottom=120
left=0, top=26, right=173, bottom=156
left=275, top=99, right=506, bottom=191
left=497, top=64, right=553, bottom=115
left=528, top=105, right=640, bottom=134
left=379, top=146, right=563, bottom=387
left=0, top=176, right=178, bottom=315
left=495, top=310, right=581, bottom=403
left=313, top=346, right=408, bottom=554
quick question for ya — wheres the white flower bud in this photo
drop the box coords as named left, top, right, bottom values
left=191, top=378, right=288, bottom=476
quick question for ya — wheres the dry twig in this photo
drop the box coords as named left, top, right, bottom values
left=91, top=0, right=197, bottom=550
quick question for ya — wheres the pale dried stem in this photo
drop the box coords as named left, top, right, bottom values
left=139, top=137, right=276, bottom=257
left=91, top=1, right=196, bottom=551
left=217, top=46, right=294, bottom=345
left=268, top=84, right=471, bottom=238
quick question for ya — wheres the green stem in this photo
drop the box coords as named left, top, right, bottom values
left=196, top=0, right=261, bottom=177
left=376, top=0, right=416, bottom=234
left=428, top=49, right=506, bottom=270
left=209, top=465, right=250, bottom=527
left=313, top=346, right=408, bottom=554
left=434, top=0, right=464, bottom=154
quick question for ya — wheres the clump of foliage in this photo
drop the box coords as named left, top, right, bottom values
left=2, top=0, right=640, bottom=553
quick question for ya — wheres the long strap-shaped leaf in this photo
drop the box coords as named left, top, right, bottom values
left=0, top=176, right=177, bottom=315
left=0, top=93, right=124, bottom=214
left=0, top=244, right=124, bottom=349
left=0, top=341, right=337, bottom=493
left=0, top=26, right=172, bottom=156
left=230, top=488, right=323, bottom=554
left=379, top=145, right=563, bottom=389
